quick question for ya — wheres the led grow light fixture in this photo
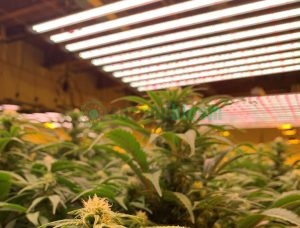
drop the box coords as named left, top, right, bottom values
left=50, top=0, right=231, bottom=43
left=138, top=63, right=300, bottom=91
left=32, top=0, right=160, bottom=33
left=97, top=32, right=300, bottom=72
left=122, top=47, right=300, bottom=82
left=67, top=0, right=298, bottom=51
left=200, top=93, right=300, bottom=129
left=131, top=54, right=300, bottom=87
left=95, top=23, right=300, bottom=70
left=82, top=8, right=300, bottom=60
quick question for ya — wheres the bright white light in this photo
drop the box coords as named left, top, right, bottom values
left=31, top=0, right=160, bottom=33
left=82, top=8, right=300, bottom=59
left=130, top=57, right=300, bottom=87
left=96, top=28, right=300, bottom=69
left=122, top=49, right=300, bottom=82
left=50, top=0, right=230, bottom=43
left=67, top=0, right=298, bottom=51
left=1, top=104, right=20, bottom=111
left=138, top=63, right=300, bottom=91
left=199, top=93, right=300, bottom=129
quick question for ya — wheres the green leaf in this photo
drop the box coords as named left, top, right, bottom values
left=48, top=195, right=62, bottom=215
left=0, top=171, right=27, bottom=185
left=113, top=96, right=152, bottom=107
left=31, top=163, right=48, bottom=175
left=95, top=145, right=143, bottom=179
left=0, top=172, right=11, bottom=200
left=160, top=132, right=180, bottom=153
left=73, top=184, right=118, bottom=202
left=104, top=116, right=149, bottom=136
left=0, top=202, right=27, bottom=213
left=0, top=138, right=10, bottom=152
left=56, top=176, right=82, bottom=193
left=26, top=211, right=40, bottom=226
left=262, top=208, right=300, bottom=226
left=165, top=191, right=195, bottom=224
left=148, top=91, right=163, bottom=109
left=106, top=129, right=149, bottom=172
left=271, top=191, right=300, bottom=208
left=51, top=160, right=90, bottom=172
left=215, top=153, right=247, bottom=175
left=143, top=170, right=162, bottom=197
left=237, top=214, right=265, bottom=228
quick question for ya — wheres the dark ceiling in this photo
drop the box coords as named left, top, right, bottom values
left=0, top=0, right=299, bottom=97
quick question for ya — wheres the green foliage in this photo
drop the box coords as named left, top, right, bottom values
left=0, top=87, right=299, bottom=228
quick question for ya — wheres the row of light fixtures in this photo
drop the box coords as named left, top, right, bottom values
left=30, top=0, right=300, bottom=91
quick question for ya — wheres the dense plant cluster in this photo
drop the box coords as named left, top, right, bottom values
left=0, top=88, right=299, bottom=228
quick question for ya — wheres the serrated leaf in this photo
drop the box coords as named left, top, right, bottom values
left=95, top=145, right=143, bottom=179
left=51, top=160, right=89, bottom=172
left=106, top=129, right=149, bottom=171
left=143, top=170, right=162, bottom=197
left=271, top=191, right=300, bottom=208
left=263, top=208, right=300, bottom=226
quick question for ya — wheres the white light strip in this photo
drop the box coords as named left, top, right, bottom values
left=122, top=47, right=300, bottom=82
left=82, top=8, right=300, bottom=59
left=95, top=27, right=300, bottom=69
left=138, top=63, right=300, bottom=91
left=32, top=0, right=160, bottom=33
left=50, top=0, right=230, bottom=43
left=67, top=0, right=298, bottom=51
left=130, top=53, right=300, bottom=87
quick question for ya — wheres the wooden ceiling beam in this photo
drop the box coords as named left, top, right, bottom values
left=0, top=3, right=49, bottom=22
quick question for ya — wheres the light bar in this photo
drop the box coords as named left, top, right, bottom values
left=95, top=26, right=300, bottom=69
left=130, top=53, right=300, bottom=87
left=67, top=0, right=298, bottom=51
left=201, top=93, right=300, bottom=129
left=138, top=63, right=300, bottom=91
left=50, top=0, right=230, bottom=43
left=82, top=8, right=300, bottom=59
left=122, top=47, right=300, bottom=82
left=32, top=0, right=160, bottom=33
